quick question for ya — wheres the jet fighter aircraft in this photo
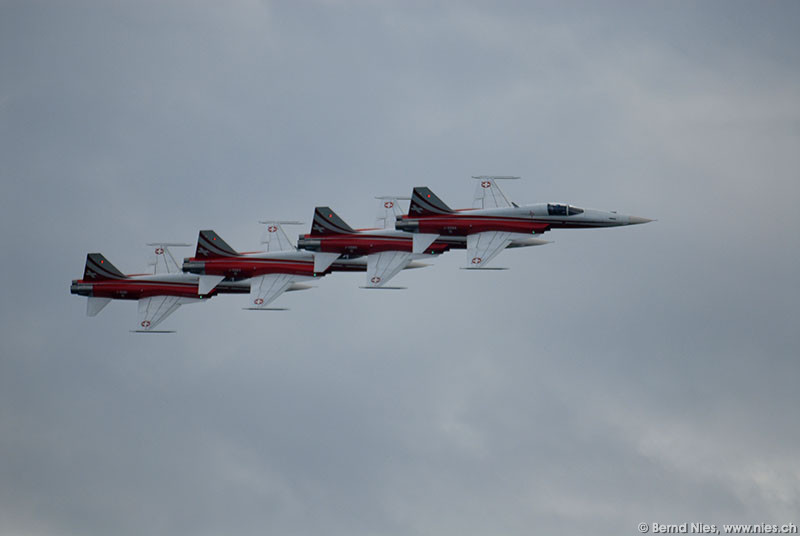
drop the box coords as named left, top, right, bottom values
left=297, top=196, right=551, bottom=287
left=182, top=222, right=426, bottom=308
left=70, top=243, right=248, bottom=332
left=395, top=176, right=652, bottom=268
left=296, top=203, right=454, bottom=289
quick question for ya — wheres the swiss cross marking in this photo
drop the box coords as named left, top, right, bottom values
left=371, top=276, right=381, bottom=284
left=154, top=247, right=164, bottom=255
left=471, top=257, right=482, bottom=264
left=254, top=298, right=264, bottom=305
left=141, top=320, right=151, bottom=328
left=384, top=201, right=394, bottom=209
left=481, top=181, right=491, bottom=188
left=267, top=225, right=278, bottom=233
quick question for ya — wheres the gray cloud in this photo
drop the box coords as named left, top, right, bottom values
left=1, top=1, right=799, bottom=534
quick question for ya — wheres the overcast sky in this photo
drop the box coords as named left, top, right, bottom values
left=1, top=1, right=799, bottom=535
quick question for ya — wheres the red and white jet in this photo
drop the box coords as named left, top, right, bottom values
left=395, top=176, right=652, bottom=268
left=296, top=200, right=455, bottom=289
left=181, top=222, right=422, bottom=308
left=70, top=244, right=248, bottom=332
left=297, top=196, right=550, bottom=287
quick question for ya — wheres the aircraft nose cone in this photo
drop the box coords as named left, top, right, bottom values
left=628, top=216, right=653, bottom=225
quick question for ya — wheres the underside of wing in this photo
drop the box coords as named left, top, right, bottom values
left=465, top=231, right=515, bottom=268
left=364, top=250, right=413, bottom=288
left=86, top=297, right=112, bottom=317
left=137, top=295, right=185, bottom=331
left=247, top=273, right=307, bottom=309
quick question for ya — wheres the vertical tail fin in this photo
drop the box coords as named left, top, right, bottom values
left=146, top=243, right=191, bottom=274
left=195, top=230, right=239, bottom=258
left=310, top=207, right=355, bottom=236
left=259, top=220, right=302, bottom=252
left=409, top=187, right=454, bottom=216
left=374, top=196, right=409, bottom=229
left=83, top=253, right=126, bottom=280
left=471, top=176, right=518, bottom=209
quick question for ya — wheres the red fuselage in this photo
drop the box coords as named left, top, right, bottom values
left=398, top=214, right=551, bottom=236
left=70, top=277, right=248, bottom=300
left=298, top=232, right=456, bottom=257
left=182, top=254, right=366, bottom=280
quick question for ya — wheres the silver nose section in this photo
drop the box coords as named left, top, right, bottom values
left=628, top=216, right=653, bottom=225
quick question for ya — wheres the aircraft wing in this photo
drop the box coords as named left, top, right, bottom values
left=136, top=295, right=200, bottom=331
left=246, top=273, right=309, bottom=309
left=465, top=231, right=515, bottom=268
left=472, top=176, right=517, bottom=209
left=364, top=250, right=413, bottom=288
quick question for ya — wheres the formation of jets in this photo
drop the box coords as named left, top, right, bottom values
left=70, top=178, right=652, bottom=332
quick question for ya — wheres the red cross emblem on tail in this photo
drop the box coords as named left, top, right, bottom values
left=481, top=181, right=491, bottom=188
left=267, top=225, right=278, bottom=233
left=471, top=257, right=482, bottom=264
left=254, top=298, right=264, bottom=305
left=384, top=201, right=394, bottom=208
left=371, top=276, right=381, bottom=284
left=154, top=248, right=164, bottom=255
left=141, top=320, right=151, bottom=328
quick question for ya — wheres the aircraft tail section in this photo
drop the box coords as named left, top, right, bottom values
left=83, top=253, right=126, bottom=281
left=374, top=196, right=409, bottom=229
left=310, top=207, right=355, bottom=236
left=195, top=230, right=239, bottom=258
left=259, top=220, right=302, bottom=252
left=409, top=187, right=454, bottom=216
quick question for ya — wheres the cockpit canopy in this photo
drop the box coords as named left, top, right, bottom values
left=548, top=203, right=584, bottom=216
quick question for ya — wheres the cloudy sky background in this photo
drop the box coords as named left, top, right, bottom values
left=1, top=1, right=799, bottom=534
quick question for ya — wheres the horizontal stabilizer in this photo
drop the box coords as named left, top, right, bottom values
left=86, top=297, right=112, bottom=317
left=198, top=275, right=225, bottom=295
left=412, top=233, right=439, bottom=254
left=314, top=252, right=341, bottom=273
